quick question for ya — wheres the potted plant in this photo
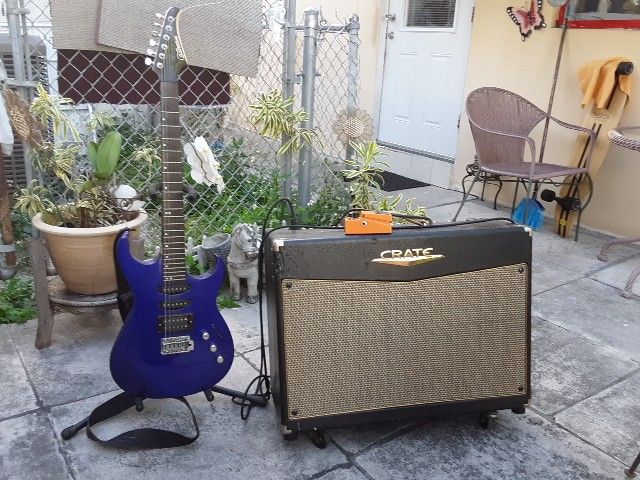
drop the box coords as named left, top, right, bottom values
left=12, top=85, right=146, bottom=295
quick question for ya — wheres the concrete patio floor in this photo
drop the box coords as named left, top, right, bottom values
left=1, top=186, right=639, bottom=480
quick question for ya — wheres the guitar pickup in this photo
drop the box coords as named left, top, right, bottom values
left=158, top=313, right=194, bottom=333
left=160, top=300, right=191, bottom=311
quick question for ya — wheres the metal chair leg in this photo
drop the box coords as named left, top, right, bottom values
left=453, top=174, right=479, bottom=221
left=493, top=178, right=503, bottom=210
left=511, top=180, right=520, bottom=215
left=575, top=174, right=594, bottom=242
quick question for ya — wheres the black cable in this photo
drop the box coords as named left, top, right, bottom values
left=234, top=198, right=296, bottom=420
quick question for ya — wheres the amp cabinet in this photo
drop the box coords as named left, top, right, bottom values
left=265, top=222, right=532, bottom=438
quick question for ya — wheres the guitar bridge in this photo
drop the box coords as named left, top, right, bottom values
left=161, top=336, right=194, bottom=355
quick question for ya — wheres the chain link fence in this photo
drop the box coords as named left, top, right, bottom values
left=1, top=0, right=360, bottom=255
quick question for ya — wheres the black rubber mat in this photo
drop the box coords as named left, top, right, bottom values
left=379, top=170, right=429, bottom=192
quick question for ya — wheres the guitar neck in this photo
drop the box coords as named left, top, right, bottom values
left=160, top=81, right=186, bottom=282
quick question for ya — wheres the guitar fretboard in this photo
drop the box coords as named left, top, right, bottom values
left=160, top=81, right=187, bottom=285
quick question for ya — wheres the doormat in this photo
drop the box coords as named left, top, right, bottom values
left=379, top=171, right=429, bottom=192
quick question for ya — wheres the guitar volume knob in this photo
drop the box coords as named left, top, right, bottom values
left=209, top=344, right=217, bottom=353
left=217, top=356, right=224, bottom=364
left=202, top=331, right=210, bottom=340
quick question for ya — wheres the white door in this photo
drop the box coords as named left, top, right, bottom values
left=377, top=0, right=474, bottom=160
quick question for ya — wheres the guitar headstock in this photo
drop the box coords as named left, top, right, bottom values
left=144, top=6, right=187, bottom=82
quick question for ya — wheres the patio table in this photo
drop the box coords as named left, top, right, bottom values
left=598, top=126, right=640, bottom=298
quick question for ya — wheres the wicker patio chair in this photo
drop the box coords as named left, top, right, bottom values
left=453, top=87, right=597, bottom=240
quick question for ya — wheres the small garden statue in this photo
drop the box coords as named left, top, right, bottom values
left=227, top=223, right=260, bottom=304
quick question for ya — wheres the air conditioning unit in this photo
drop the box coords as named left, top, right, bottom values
left=0, top=33, right=48, bottom=191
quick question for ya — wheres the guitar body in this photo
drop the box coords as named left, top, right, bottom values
left=110, top=230, right=234, bottom=399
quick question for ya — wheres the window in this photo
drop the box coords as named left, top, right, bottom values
left=558, top=0, right=640, bottom=28
left=406, top=0, right=456, bottom=28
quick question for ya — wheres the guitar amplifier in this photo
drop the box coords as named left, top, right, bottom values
left=265, top=221, right=532, bottom=437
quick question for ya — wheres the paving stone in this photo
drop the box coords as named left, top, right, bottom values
left=0, top=412, right=71, bottom=480
left=243, top=345, right=269, bottom=373
left=355, top=412, right=624, bottom=480
left=533, top=229, right=639, bottom=275
left=49, top=357, right=347, bottom=480
left=556, top=372, right=640, bottom=466
left=531, top=259, right=583, bottom=295
left=383, top=185, right=465, bottom=209
left=328, top=420, right=419, bottom=454
left=531, top=317, right=639, bottom=415
left=427, top=200, right=507, bottom=223
left=221, top=305, right=267, bottom=354
left=315, top=466, right=369, bottom=480
left=0, top=325, right=38, bottom=419
left=591, top=255, right=640, bottom=298
left=533, top=279, right=640, bottom=361
left=7, top=310, right=121, bottom=406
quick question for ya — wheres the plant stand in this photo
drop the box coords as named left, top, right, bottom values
left=30, top=236, right=144, bottom=349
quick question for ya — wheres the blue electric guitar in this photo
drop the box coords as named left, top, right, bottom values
left=110, top=7, right=234, bottom=399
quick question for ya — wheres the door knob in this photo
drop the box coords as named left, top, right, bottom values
left=387, top=31, right=395, bottom=39
left=385, top=13, right=397, bottom=21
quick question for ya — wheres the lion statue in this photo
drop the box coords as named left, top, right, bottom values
left=227, top=223, right=261, bottom=304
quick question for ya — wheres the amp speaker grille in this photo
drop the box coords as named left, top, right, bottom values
left=280, top=263, right=529, bottom=420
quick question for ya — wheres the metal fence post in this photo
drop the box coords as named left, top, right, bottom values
left=346, top=13, right=360, bottom=160
left=297, top=8, right=319, bottom=207
left=281, top=0, right=297, bottom=198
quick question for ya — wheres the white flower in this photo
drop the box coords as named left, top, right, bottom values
left=183, top=136, right=225, bottom=193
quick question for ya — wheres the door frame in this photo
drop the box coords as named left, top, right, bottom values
left=373, top=0, right=475, bottom=163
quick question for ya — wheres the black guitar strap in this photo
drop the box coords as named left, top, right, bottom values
left=62, top=393, right=199, bottom=450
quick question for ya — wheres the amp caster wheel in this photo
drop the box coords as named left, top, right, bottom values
left=479, top=412, right=491, bottom=429
left=307, top=429, right=327, bottom=449
left=283, top=431, right=299, bottom=441
left=511, top=406, right=526, bottom=415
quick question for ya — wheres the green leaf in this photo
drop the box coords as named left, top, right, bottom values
left=94, top=131, right=122, bottom=179
left=87, top=141, right=98, bottom=162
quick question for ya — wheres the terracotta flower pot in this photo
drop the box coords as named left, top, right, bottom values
left=32, top=211, right=147, bottom=295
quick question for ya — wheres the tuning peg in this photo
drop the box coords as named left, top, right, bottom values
left=144, top=57, right=153, bottom=66
left=146, top=47, right=155, bottom=56
left=152, top=31, right=160, bottom=37
left=155, top=12, right=163, bottom=19
left=154, top=22, right=162, bottom=27
left=149, top=39, right=157, bottom=46
left=156, top=62, right=163, bottom=69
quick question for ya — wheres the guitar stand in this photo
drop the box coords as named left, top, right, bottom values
left=61, top=386, right=268, bottom=442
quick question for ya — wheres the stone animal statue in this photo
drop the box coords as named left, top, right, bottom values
left=227, top=223, right=261, bottom=304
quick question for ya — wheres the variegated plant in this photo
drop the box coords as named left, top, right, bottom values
left=13, top=85, right=133, bottom=228
left=249, top=90, right=316, bottom=156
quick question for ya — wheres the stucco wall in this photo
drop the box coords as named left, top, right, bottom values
left=296, top=0, right=384, bottom=119
left=455, top=1, right=640, bottom=237
left=305, top=0, right=640, bottom=236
